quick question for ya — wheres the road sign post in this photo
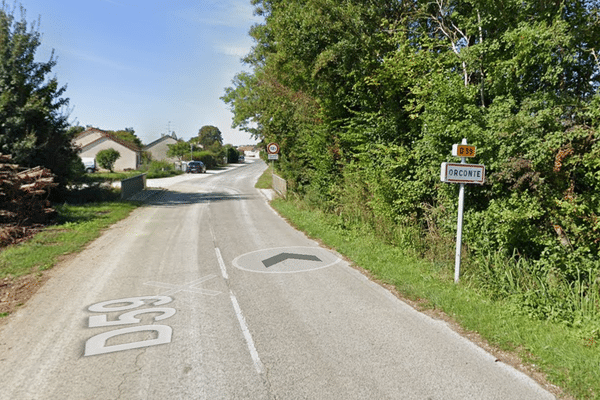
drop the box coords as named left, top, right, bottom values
left=455, top=170, right=466, bottom=284
left=440, top=139, right=485, bottom=283
left=267, top=143, right=280, bottom=155
left=267, top=142, right=280, bottom=177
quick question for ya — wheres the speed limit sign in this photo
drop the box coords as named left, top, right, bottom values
left=267, top=143, right=280, bottom=154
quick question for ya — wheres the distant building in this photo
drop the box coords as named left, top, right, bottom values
left=143, top=134, right=179, bottom=162
left=73, top=127, right=141, bottom=171
left=237, top=145, right=260, bottom=158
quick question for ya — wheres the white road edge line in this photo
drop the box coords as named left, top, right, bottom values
left=229, top=290, right=265, bottom=374
left=215, top=247, right=229, bottom=280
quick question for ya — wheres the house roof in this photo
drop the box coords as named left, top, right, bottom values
left=143, top=135, right=179, bottom=150
left=75, top=128, right=141, bottom=152
left=79, top=136, right=140, bottom=153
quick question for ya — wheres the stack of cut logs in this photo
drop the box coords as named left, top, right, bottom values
left=0, top=153, right=57, bottom=245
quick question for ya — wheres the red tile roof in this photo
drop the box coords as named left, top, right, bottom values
left=75, top=128, right=141, bottom=152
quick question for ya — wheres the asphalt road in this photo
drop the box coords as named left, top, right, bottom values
left=0, top=159, right=555, bottom=399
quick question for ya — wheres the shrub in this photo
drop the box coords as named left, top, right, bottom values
left=146, top=160, right=179, bottom=179
left=193, top=151, right=218, bottom=169
left=96, top=149, right=120, bottom=172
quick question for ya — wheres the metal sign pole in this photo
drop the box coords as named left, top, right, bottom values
left=267, top=142, right=279, bottom=181
left=454, top=138, right=467, bottom=283
left=455, top=182, right=465, bottom=283
left=441, top=138, right=484, bottom=283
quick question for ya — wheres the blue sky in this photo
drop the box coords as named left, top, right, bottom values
left=21, top=0, right=262, bottom=145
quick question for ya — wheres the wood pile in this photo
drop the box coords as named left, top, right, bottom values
left=0, top=153, right=58, bottom=246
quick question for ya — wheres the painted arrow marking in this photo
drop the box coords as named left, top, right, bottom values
left=262, top=253, right=322, bottom=268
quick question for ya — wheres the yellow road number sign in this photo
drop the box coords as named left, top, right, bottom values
left=452, top=144, right=476, bottom=158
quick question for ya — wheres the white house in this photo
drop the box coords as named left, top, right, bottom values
left=73, top=128, right=141, bottom=171
left=143, top=134, right=179, bottom=163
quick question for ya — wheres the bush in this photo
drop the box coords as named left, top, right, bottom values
left=96, top=149, right=120, bottom=172
left=193, top=151, right=218, bottom=169
left=226, top=145, right=240, bottom=163
left=61, top=184, right=121, bottom=204
left=146, top=160, right=180, bottom=179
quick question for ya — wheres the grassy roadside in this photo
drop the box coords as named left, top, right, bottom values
left=255, top=163, right=273, bottom=189
left=87, top=168, right=183, bottom=182
left=267, top=194, right=599, bottom=399
left=0, top=202, right=138, bottom=280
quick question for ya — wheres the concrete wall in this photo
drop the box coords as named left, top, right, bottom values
left=121, top=174, right=146, bottom=199
left=272, top=173, right=287, bottom=197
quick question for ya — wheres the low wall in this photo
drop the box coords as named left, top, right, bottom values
left=272, top=173, right=287, bottom=197
left=121, top=174, right=146, bottom=200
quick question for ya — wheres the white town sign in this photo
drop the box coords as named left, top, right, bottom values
left=440, top=163, right=485, bottom=185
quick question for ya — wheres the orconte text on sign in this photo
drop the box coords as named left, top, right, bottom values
left=440, top=162, right=485, bottom=184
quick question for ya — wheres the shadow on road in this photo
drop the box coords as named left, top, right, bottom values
left=143, top=190, right=253, bottom=207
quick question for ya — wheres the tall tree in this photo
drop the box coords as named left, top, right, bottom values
left=0, top=2, right=79, bottom=188
left=197, top=125, right=223, bottom=149
left=108, top=127, right=142, bottom=148
left=226, top=0, right=600, bottom=267
left=67, top=125, right=85, bottom=138
left=167, top=141, right=191, bottom=162
left=224, top=0, right=407, bottom=194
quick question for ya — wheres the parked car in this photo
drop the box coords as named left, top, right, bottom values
left=82, top=157, right=96, bottom=173
left=186, top=161, right=206, bottom=173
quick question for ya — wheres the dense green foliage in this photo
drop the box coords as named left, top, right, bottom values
left=0, top=3, right=80, bottom=189
left=224, top=0, right=600, bottom=332
left=193, top=150, right=218, bottom=169
left=144, top=160, right=181, bottom=178
left=196, top=125, right=224, bottom=150
left=167, top=127, right=241, bottom=168
left=167, top=140, right=191, bottom=162
left=225, top=144, right=241, bottom=163
left=107, top=127, right=142, bottom=149
left=96, top=148, right=120, bottom=172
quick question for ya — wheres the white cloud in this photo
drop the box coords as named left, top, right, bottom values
left=215, top=44, right=252, bottom=58
left=173, top=0, right=262, bottom=29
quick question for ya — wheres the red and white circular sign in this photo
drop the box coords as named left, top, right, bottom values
left=267, top=142, right=280, bottom=154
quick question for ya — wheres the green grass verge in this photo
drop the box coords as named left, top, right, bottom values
left=85, top=169, right=184, bottom=182
left=0, top=202, right=138, bottom=280
left=270, top=197, right=600, bottom=400
left=87, top=171, right=142, bottom=182
left=255, top=164, right=273, bottom=189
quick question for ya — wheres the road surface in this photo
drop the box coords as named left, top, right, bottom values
left=0, top=160, right=554, bottom=399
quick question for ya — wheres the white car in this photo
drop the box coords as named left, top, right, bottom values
left=82, top=157, right=96, bottom=173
